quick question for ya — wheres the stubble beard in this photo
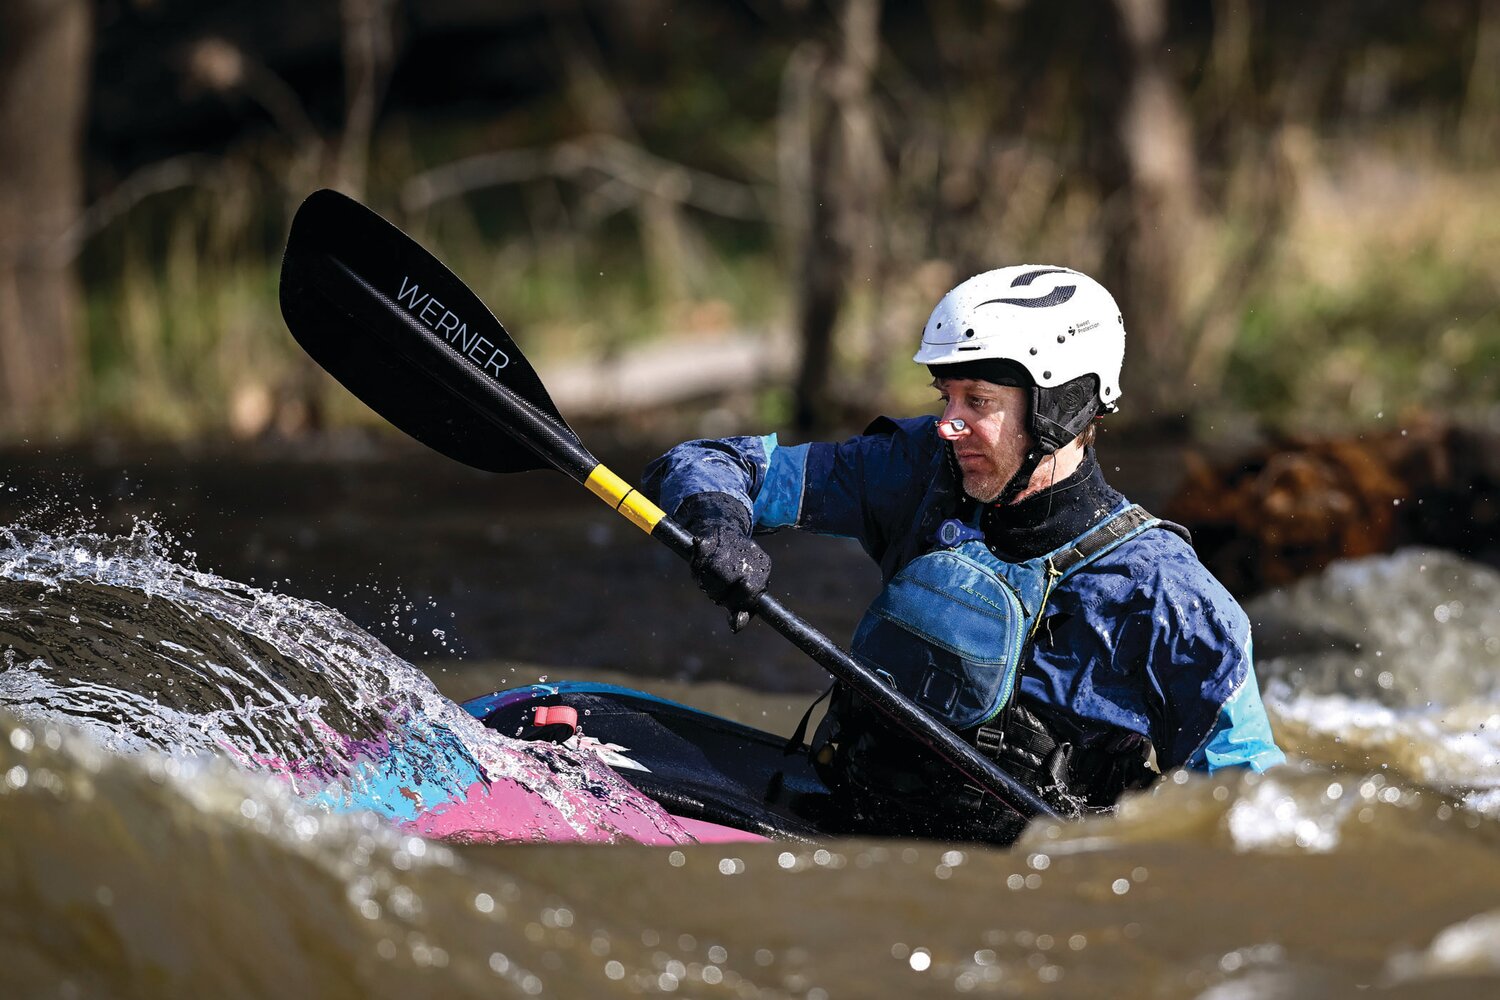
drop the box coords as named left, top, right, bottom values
left=956, top=443, right=1033, bottom=504
left=959, top=466, right=1011, bottom=505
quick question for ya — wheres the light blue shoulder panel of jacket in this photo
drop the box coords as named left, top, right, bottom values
left=641, top=417, right=1284, bottom=774
left=1184, top=634, right=1286, bottom=773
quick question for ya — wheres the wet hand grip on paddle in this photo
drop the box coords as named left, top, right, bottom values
left=675, top=492, right=772, bottom=632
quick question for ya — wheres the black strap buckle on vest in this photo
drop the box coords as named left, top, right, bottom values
left=974, top=726, right=1003, bottom=757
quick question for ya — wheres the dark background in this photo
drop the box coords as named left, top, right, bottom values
left=4, top=0, right=1498, bottom=687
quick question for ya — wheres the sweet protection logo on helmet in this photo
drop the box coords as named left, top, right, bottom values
left=977, top=267, right=1077, bottom=309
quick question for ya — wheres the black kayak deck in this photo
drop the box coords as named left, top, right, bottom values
left=462, top=682, right=836, bottom=841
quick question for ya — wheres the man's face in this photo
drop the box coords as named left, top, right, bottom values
left=933, top=378, right=1031, bottom=503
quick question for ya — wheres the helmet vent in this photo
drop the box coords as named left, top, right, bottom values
left=978, top=285, right=1077, bottom=309
left=1010, top=267, right=1072, bottom=287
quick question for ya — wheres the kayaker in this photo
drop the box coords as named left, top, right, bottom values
left=643, top=265, right=1284, bottom=840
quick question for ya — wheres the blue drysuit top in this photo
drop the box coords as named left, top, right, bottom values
left=643, top=416, right=1285, bottom=773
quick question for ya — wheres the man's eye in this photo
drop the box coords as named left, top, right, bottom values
left=968, top=397, right=991, bottom=409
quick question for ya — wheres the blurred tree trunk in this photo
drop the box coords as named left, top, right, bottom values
left=1461, top=0, right=1500, bottom=163
left=335, top=0, right=396, bottom=200
left=1102, top=0, right=1202, bottom=425
left=790, top=0, right=883, bottom=434
left=0, top=0, right=91, bottom=436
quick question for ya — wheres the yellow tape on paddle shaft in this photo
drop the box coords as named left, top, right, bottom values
left=584, top=464, right=665, bottom=534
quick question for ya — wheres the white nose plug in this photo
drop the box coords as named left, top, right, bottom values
left=940, top=418, right=967, bottom=432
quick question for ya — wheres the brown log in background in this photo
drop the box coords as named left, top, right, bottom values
left=1165, top=420, right=1500, bottom=596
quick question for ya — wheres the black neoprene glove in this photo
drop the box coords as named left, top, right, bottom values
left=674, top=492, right=772, bottom=633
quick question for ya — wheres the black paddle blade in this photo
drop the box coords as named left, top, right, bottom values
left=280, top=189, right=574, bottom=474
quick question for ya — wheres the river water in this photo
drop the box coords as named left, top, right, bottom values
left=4, top=454, right=1500, bottom=998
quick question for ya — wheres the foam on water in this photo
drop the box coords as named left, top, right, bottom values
left=1249, top=548, right=1500, bottom=809
left=1387, top=909, right=1500, bottom=981
left=1222, top=773, right=1359, bottom=852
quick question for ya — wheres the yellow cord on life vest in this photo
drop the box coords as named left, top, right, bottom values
left=1029, top=559, right=1064, bottom=640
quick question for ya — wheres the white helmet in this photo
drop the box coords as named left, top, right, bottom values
left=915, top=265, right=1125, bottom=421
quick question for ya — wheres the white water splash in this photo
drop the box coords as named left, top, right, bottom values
left=0, top=523, right=688, bottom=844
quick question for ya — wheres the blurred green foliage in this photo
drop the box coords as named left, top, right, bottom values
left=1234, top=249, right=1500, bottom=431
left=51, top=1, right=1500, bottom=444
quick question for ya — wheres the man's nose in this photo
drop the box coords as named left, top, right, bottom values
left=937, top=415, right=968, bottom=440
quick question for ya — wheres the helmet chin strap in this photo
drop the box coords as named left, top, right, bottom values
left=992, top=384, right=1064, bottom=506
left=994, top=382, right=1087, bottom=506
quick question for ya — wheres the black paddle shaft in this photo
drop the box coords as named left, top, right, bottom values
left=279, top=189, right=1056, bottom=821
